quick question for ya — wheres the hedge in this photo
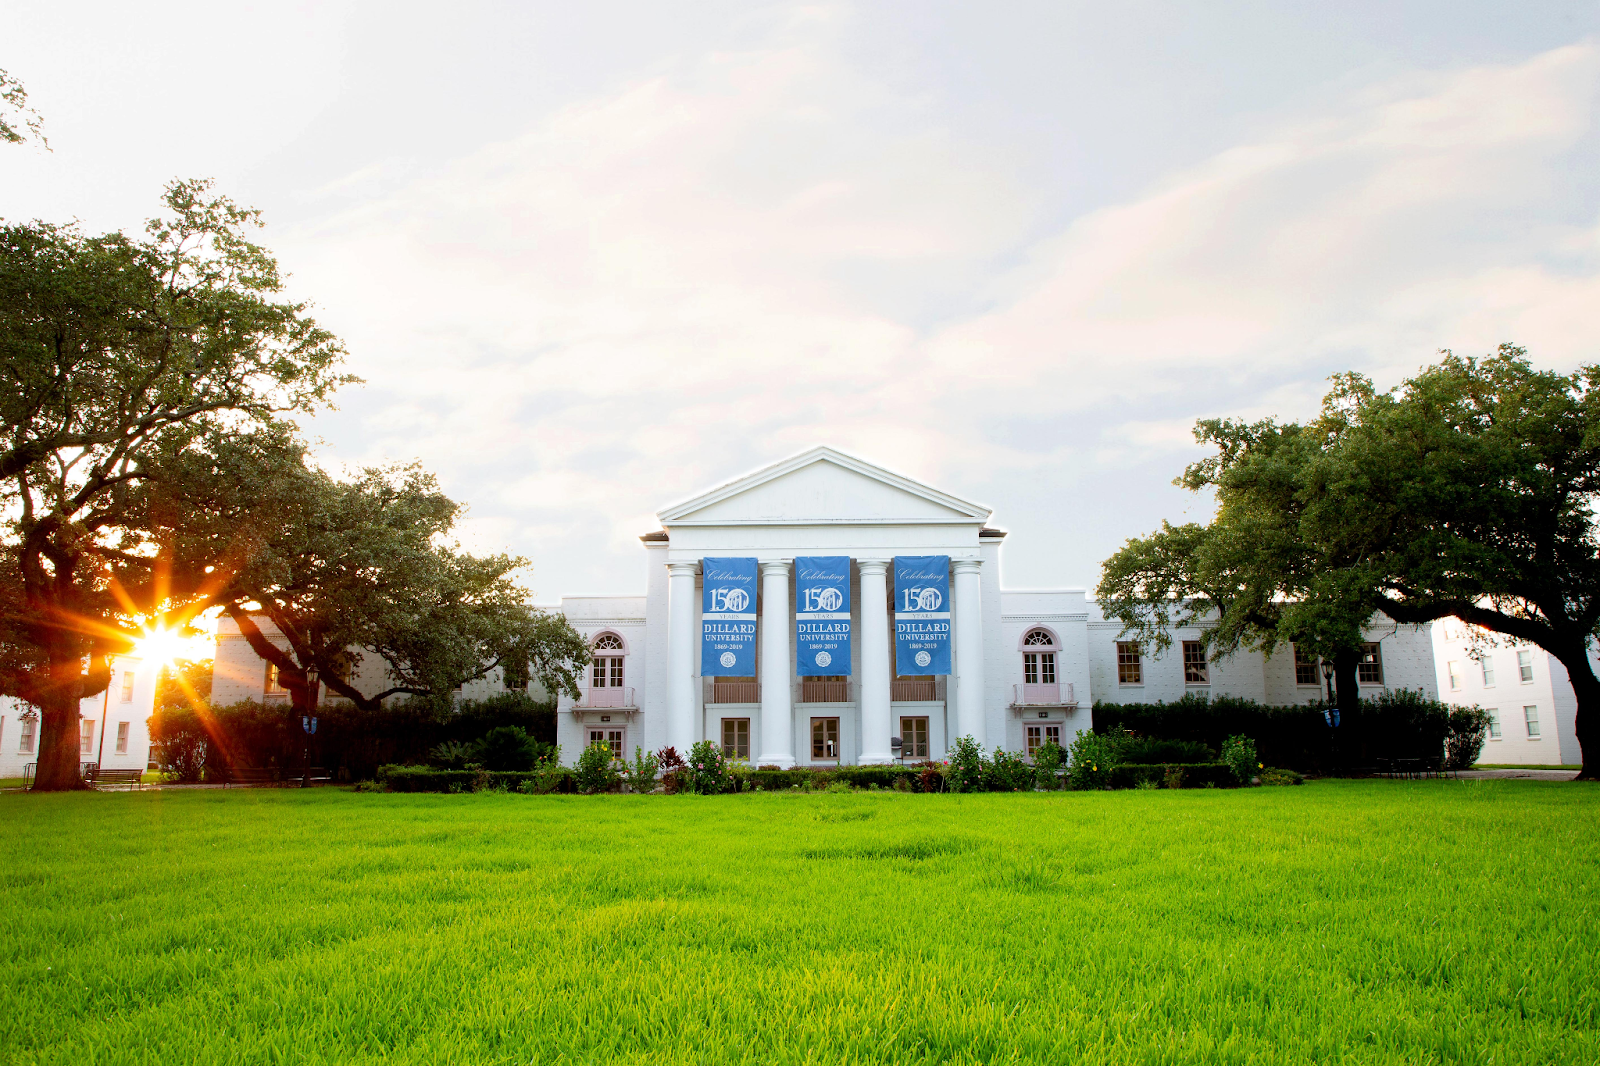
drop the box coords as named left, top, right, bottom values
left=741, top=766, right=935, bottom=792
left=1094, top=690, right=1451, bottom=775
left=1107, top=763, right=1238, bottom=789
left=377, top=765, right=576, bottom=793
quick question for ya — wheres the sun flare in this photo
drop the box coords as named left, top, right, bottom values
left=132, top=626, right=206, bottom=669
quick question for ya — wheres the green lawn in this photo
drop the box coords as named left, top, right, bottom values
left=1, top=783, right=1593, bottom=1065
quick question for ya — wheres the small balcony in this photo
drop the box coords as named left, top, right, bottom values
left=798, top=678, right=852, bottom=703
left=704, top=678, right=759, bottom=705
left=891, top=678, right=938, bottom=701
left=1012, top=682, right=1076, bottom=707
left=580, top=686, right=635, bottom=708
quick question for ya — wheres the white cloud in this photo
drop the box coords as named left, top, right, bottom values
left=280, top=33, right=1600, bottom=594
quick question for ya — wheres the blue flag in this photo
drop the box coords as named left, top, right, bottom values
left=702, top=557, right=758, bottom=675
left=894, top=556, right=951, bottom=675
left=796, top=557, right=851, bottom=676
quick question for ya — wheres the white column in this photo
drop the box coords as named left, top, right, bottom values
left=757, top=559, right=796, bottom=767
left=667, top=561, right=699, bottom=757
left=952, top=558, right=986, bottom=746
left=858, top=559, right=893, bottom=764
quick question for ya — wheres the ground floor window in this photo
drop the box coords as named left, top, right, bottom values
left=1486, top=709, right=1501, bottom=739
left=19, top=717, right=35, bottom=754
left=900, top=716, right=928, bottom=759
left=115, top=722, right=129, bottom=754
left=80, top=719, right=95, bottom=755
left=1524, top=705, right=1541, bottom=739
left=1025, top=723, right=1063, bottom=756
left=1358, top=643, right=1384, bottom=684
left=586, top=728, right=624, bottom=757
left=721, top=718, right=750, bottom=759
left=811, top=717, right=839, bottom=761
left=1182, top=641, right=1209, bottom=684
left=1117, top=642, right=1142, bottom=684
left=1293, top=645, right=1319, bottom=686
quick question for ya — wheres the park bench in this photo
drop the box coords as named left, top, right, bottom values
left=87, top=767, right=145, bottom=790
left=225, top=768, right=281, bottom=787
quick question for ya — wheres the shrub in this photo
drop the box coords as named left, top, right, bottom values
left=429, top=740, right=476, bottom=770
left=986, top=748, right=1035, bottom=792
left=683, top=740, right=730, bottom=795
left=622, top=746, right=659, bottom=794
left=1122, top=737, right=1216, bottom=764
left=476, top=726, right=539, bottom=772
left=1220, top=735, right=1259, bottom=785
left=1108, top=763, right=1236, bottom=789
left=574, top=742, right=622, bottom=794
left=917, top=763, right=945, bottom=793
left=1067, top=729, right=1126, bottom=790
left=148, top=705, right=210, bottom=782
left=378, top=765, right=575, bottom=793
left=1445, top=706, right=1492, bottom=770
left=945, top=735, right=987, bottom=793
left=1260, top=767, right=1304, bottom=786
left=1032, top=741, right=1066, bottom=791
left=656, top=745, right=687, bottom=794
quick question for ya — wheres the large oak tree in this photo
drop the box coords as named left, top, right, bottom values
left=0, top=181, right=349, bottom=789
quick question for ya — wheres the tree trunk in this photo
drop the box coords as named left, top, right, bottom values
left=31, top=686, right=87, bottom=792
left=1332, top=646, right=1362, bottom=770
left=1554, top=646, right=1598, bottom=781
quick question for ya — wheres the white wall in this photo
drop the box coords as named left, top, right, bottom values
left=1432, top=620, right=1579, bottom=766
left=0, top=655, right=156, bottom=778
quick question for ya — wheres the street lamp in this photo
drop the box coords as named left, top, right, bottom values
left=301, top=665, right=320, bottom=788
left=1320, top=659, right=1340, bottom=728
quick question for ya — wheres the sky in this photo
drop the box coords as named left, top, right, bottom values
left=7, top=1, right=1600, bottom=602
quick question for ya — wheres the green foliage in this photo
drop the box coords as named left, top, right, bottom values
left=574, top=743, right=621, bottom=795
left=1220, top=735, right=1259, bottom=785
left=475, top=726, right=539, bottom=772
left=985, top=748, right=1035, bottom=792
left=0, top=69, right=47, bottom=147
left=1109, top=763, right=1236, bottom=789
left=154, top=659, right=213, bottom=717
left=1067, top=728, right=1129, bottom=791
left=1032, top=740, right=1067, bottom=791
left=683, top=740, right=731, bottom=795
left=945, top=735, right=987, bottom=793
left=377, top=765, right=574, bottom=793
left=147, top=706, right=209, bottom=783
left=1120, top=736, right=1216, bottom=764
left=1260, top=767, right=1305, bottom=786
left=429, top=741, right=475, bottom=770
left=1094, top=692, right=1453, bottom=774
left=623, top=746, right=660, bottom=794
left=1446, top=706, right=1493, bottom=771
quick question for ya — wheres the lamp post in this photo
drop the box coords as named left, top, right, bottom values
left=1320, top=659, right=1340, bottom=728
left=301, top=665, right=319, bottom=788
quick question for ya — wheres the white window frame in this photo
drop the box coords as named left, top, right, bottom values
left=1523, top=705, right=1541, bottom=739
left=1517, top=650, right=1534, bottom=684
left=80, top=719, right=95, bottom=756
left=1486, top=708, right=1502, bottom=739
left=1293, top=645, right=1320, bottom=687
left=1446, top=661, right=1462, bottom=691
left=115, top=721, right=130, bottom=755
left=1357, top=643, right=1384, bottom=685
left=1481, top=657, right=1495, bottom=687
left=586, top=726, right=625, bottom=758
left=19, top=716, right=36, bottom=754
left=1024, top=722, right=1063, bottom=756
left=120, top=670, right=135, bottom=703
left=1182, top=640, right=1208, bottom=684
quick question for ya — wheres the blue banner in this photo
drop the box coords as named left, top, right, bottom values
left=796, top=557, right=851, bottom=676
left=894, top=556, right=951, bottom=676
left=702, top=558, right=758, bottom=675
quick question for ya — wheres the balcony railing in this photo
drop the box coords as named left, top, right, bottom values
left=798, top=678, right=851, bottom=703
left=891, top=678, right=938, bottom=701
left=704, top=679, right=759, bottom=704
left=581, top=686, right=635, bottom=708
left=1014, top=682, right=1076, bottom=706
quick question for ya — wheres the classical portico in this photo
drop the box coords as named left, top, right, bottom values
left=647, top=447, right=1002, bottom=766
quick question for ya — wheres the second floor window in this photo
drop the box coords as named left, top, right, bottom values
left=1518, top=650, right=1534, bottom=683
left=1182, top=641, right=1208, bottom=684
left=1481, top=657, right=1495, bottom=687
left=120, top=671, right=135, bottom=702
left=591, top=633, right=625, bottom=688
left=1447, top=661, right=1462, bottom=690
left=1022, top=629, right=1057, bottom=686
left=1117, top=642, right=1142, bottom=685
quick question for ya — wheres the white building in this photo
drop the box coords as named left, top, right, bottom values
left=552, top=447, right=1436, bottom=766
left=202, top=446, right=1439, bottom=768
left=0, top=656, right=158, bottom=780
left=1432, top=621, right=1583, bottom=766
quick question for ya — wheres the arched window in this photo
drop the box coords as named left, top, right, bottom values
left=1020, top=628, right=1058, bottom=701
left=589, top=633, right=627, bottom=705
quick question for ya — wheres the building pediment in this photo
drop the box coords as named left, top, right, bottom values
left=656, top=447, right=991, bottom=527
